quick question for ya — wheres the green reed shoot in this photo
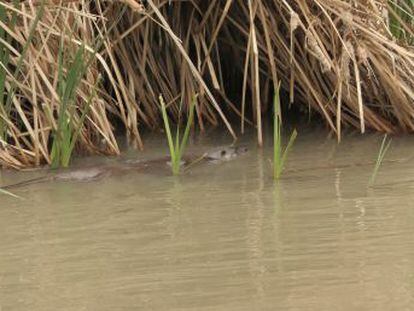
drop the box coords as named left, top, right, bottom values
left=49, top=11, right=118, bottom=168
left=388, top=0, right=414, bottom=45
left=0, top=0, right=45, bottom=138
left=50, top=38, right=94, bottom=168
left=273, top=83, right=297, bottom=180
left=0, top=4, right=13, bottom=113
left=159, top=95, right=196, bottom=175
left=369, top=134, right=392, bottom=186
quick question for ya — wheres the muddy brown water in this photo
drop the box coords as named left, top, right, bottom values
left=1, top=129, right=414, bottom=310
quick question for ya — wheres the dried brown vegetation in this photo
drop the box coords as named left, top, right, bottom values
left=0, top=0, right=413, bottom=168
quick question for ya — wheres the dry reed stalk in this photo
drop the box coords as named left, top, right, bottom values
left=0, top=0, right=413, bottom=168
left=0, top=1, right=123, bottom=168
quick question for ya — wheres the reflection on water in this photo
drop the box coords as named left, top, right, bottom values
left=1, top=129, right=414, bottom=310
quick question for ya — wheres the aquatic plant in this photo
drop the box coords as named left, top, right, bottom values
left=369, top=135, right=392, bottom=186
left=273, top=83, right=297, bottom=180
left=159, top=95, right=196, bottom=175
left=50, top=39, right=97, bottom=168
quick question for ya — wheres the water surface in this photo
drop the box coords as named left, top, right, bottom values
left=1, top=129, right=414, bottom=310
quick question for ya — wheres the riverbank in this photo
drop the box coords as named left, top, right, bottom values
left=0, top=1, right=413, bottom=168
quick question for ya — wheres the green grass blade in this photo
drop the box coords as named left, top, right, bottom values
left=178, top=96, right=196, bottom=157
left=369, top=134, right=392, bottom=186
left=160, top=94, right=197, bottom=175
left=62, top=77, right=99, bottom=167
left=3, top=1, right=45, bottom=114
left=172, top=126, right=181, bottom=174
left=273, top=86, right=282, bottom=179
left=12, top=2, right=45, bottom=76
left=51, top=38, right=64, bottom=168
left=388, top=0, right=414, bottom=43
left=273, top=82, right=297, bottom=180
left=0, top=5, right=11, bottom=107
left=175, top=125, right=180, bottom=153
left=279, top=129, right=297, bottom=177
left=0, top=1, right=18, bottom=133
left=159, top=95, right=177, bottom=166
left=57, top=36, right=65, bottom=101
left=52, top=41, right=89, bottom=168
left=62, top=45, right=86, bottom=104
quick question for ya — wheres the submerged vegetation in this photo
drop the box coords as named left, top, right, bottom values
left=0, top=0, right=413, bottom=169
left=0, top=187, right=20, bottom=199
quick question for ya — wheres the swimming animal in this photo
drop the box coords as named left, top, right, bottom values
left=204, top=145, right=248, bottom=162
left=1, top=145, right=248, bottom=190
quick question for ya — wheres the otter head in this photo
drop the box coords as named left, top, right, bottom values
left=206, top=145, right=248, bottom=162
left=235, top=146, right=248, bottom=155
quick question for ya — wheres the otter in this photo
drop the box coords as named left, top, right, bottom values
left=204, top=146, right=248, bottom=162
left=1, top=145, right=248, bottom=190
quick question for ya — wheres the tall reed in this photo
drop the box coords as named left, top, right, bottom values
left=159, top=95, right=196, bottom=175
left=1, top=1, right=414, bottom=168
left=0, top=4, right=14, bottom=135
left=273, top=83, right=297, bottom=180
left=0, top=1, right=45, bottom=138
left=50, top=39, right=96, bottom=168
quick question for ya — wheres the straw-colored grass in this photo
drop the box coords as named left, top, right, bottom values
left=0, top=186, right=21, bottom=199
left=0, top=0, right=413, bottom=168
